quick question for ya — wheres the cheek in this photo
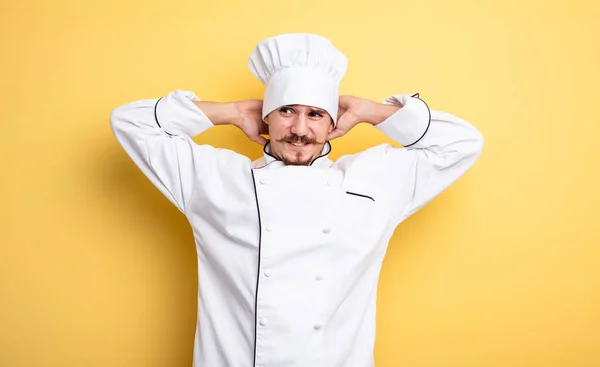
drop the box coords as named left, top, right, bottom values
left=311, top=122, right=332, bottom=138
left=267, top=121, right=288, bottom=137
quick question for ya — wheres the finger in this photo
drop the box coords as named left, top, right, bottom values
left=337, top=113, right=357, bottom=129
left=327, top=129, right=345, bottom=141
left=250, top=135, right=267, bottom=145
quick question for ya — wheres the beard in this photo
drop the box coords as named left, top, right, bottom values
left=276, top=134, right=325, bottom=166
left=281, top=152, right=314, bottom=166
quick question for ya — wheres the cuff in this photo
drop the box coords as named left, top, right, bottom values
left=154, top=90, right=214, bottom=137
left=375, top=93, right=431, bottom=147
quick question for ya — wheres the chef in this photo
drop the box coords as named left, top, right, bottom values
left=111, top=33, right=484, bottom=367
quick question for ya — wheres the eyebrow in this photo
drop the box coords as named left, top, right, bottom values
left=284, top=105, right=327, bottom=114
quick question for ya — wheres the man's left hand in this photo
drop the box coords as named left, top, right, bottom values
left=327, top=95, right=367, bottom=140
left=328, top=96, right=402, bottom=141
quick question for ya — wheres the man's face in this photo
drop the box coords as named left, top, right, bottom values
left=265, top=105, right=334, bottom=166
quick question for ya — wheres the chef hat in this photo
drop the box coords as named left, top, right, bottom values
left=248, top=33, right=348, bottom=125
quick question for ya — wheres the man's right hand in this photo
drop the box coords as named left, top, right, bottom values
left=234, top=99, right=268, bottom=145
left=192, top=99, right=268, bottom=145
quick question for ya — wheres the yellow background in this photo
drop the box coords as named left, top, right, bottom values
left=1, top=0, right=599, bottom=366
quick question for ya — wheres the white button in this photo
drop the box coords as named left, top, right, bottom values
left=322, top=228, right=331, bottom=234
left=259, top=178, right=267, bottom=185
left=313, top=324, right=323, bottom=330
left=264, top=271, right=271, bottom=277
left=316, top=275, right=324, bottom=281
left=327, top=180, right=336, bottom=187
left=264, top=227, right=272, bottom=232
left=260, top=318, right=269, bottom=326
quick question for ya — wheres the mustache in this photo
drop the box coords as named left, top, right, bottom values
left=277, top=134, right=324, bottom=145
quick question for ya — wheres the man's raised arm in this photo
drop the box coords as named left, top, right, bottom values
left=110, top=90, right=258, bottom=213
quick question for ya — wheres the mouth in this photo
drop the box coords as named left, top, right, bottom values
left=286, top=142, right=311, bottom=150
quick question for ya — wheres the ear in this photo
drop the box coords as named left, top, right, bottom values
left=327, top=117, right=335, bottom=133
left=328, top=122, right=334, bottom=133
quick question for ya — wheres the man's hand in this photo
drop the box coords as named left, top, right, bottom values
left=327, top=96, right=402, bottom=141
left=193, top=99, right=267, bottom=145
left=327, top=95, right=365, bottom=141
left=234, top=100, right=268, bottom=145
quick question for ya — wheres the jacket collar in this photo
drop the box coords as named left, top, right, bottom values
left=258, top=140, right=333, bottom=168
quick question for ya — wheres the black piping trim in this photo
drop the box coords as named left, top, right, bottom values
left=250, top=169, right=263, bottom=367
left=345, top=191, right=375, bottom=202
left=404, top=94, right=431, bottom=148
left=154, top=97, right=164, bottom=128
left=311, top=141, right=332, bottom=165
left=262, top=140, right=278, bottom=161
left=154, top=97, right=173, bottom=136
left=262, top=140, right=332, bottom=166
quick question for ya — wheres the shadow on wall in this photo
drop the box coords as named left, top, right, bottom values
left=88, top=132, right=199, bottom=362
left=97, top=138, right=195, bottom=255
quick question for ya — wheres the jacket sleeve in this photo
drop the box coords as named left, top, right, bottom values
left=375, top=94, right=484, bottom=223
left=110, top=90, right=221, bottom=214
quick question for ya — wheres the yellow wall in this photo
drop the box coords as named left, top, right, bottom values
left=2, top=0, right=599, bottom=366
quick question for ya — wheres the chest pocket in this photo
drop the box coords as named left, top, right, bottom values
left=336, top=190, right=382, bottom=254
left=345, top=191, right=375, bottom=203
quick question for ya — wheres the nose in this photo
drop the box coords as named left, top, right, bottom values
left=290, top=115, right=309, bottom=136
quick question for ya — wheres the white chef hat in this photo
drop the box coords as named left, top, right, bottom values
left=247, top=33, right=348, bottom=125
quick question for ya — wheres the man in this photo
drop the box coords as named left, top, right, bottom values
left=111, top=33, right=483, bottom=367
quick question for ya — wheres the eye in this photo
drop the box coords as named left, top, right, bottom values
left=309, top=111, right=324, bottom=118
left=279, top=107, right=294, bottom=115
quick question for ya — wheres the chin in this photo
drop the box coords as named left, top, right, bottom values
left=272, top=142, right=322, bottom=166
left=281, top=152, right=314, bottom=166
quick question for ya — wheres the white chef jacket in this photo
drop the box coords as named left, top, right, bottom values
left=110, top=90, right=484, bottom=367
